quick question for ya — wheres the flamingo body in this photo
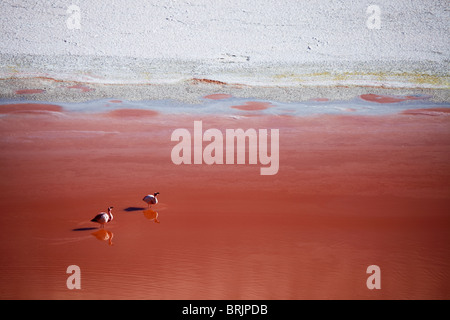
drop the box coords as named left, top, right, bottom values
left=143, top=192, right=159, bottom=208
left=91, top=207, right=114, bottom=228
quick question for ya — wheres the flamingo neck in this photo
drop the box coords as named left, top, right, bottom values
left=107, top=208, right=113, bottom=220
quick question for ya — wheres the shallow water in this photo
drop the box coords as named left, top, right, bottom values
left=0, top=95, right=449, bottom=299
left=1, top=93, right=449, bottom=117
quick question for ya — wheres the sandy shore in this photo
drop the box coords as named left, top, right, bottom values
left=0, top=102, right=449, bottom=299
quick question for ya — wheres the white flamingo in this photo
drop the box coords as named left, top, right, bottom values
left=143, top=192, right=159, bottom=208
left=91, top=206, right=114, bottom=228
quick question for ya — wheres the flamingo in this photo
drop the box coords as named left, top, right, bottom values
left=91, top=206, right=114, bottom=228
left=143, top=192, right=159, bottom=208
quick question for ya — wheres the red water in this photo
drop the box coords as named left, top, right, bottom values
left=0, top=103, right=63, bottom=113
left=0, top=105, right=449, bottom=299
left=106, top=109, right=159, bottom=118
left=360, top=94, right=426, bottom=104
left=231, top=101, right=274, bottom=111
left=204, top=94, right=233, bottom=100
left=66, top=84, right=95, bottom=92
left=15, top=89, right=45, bottom=95
left=402, top=108, right=450, bottom=116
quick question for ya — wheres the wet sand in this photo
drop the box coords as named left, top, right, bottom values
left=0, top=105, right=449, bottom=299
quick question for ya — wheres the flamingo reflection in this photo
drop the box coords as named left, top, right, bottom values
left=91, top=229, right=114, bottom=245
left=143, top=209, right=160, bottom=223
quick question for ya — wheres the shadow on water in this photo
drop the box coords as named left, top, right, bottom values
left=72, top=227, right=98, bottom=231
left=124, top=207, right=146, bottom=212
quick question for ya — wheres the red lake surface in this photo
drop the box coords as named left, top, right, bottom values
left=0, top=98, right=449, bottom=299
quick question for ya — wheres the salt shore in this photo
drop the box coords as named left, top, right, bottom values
left=1, top=0, right=448, bottom=103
